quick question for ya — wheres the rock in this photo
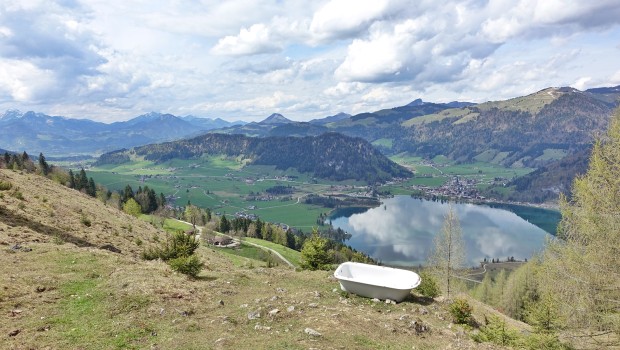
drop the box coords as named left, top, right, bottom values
left=276, top=288, right=287, bottom=293
left=99, top=244, right=121, bottom=253
left=269, top=309, right=279, bottom=316
left=35, top=286, right=46, bottom=293
left=10, top=309, right=22, bottom=317
left=399, top=315, right=410, bottom=321
left=385, top=299, right=396, bottom=305
left=247, top=310, right=261, bottom=320
left=409, top=319, right=431, bottom=335
left=418, top=307, right=429, bottom=315
left=36, top=325, right=51, bottom=332
left=304, top=328, right=321, bottom=337
left=217, top=300, right=224, bottom=306
left=308, top=303, right=319, bottom=308
left=287, top=306, right=295, bottom=312
left=332, top=288, right=338, bottom=293
left=270, top=295, right=279, bottom=301
left=371, top=298, right=380, bottom=303
left=255, top=324, right=271, bottom=331
left=9, top=329, right=20, bottom=337
left=313, top=291, right=321, bottom=298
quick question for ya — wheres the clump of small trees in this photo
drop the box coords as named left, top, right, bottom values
left=142, top=231, right=203, bottom=278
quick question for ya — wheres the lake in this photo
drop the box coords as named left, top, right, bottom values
left=330, top=196, right=560, bottom=266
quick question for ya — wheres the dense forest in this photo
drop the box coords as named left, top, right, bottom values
left=96, top=133, right=411, bottom=183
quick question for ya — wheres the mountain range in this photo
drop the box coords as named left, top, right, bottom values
left=0, top=111, right=245, bottom=156
left=2, top=85, right=620, bottom=200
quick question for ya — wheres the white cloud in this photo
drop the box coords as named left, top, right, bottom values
left=0, top=59, right=56, bottom=102
left=211, top=23, right=281, bottom=56
left=309, top=0, right=396, bottom=42
left=1, top=0, right=619, bottom=122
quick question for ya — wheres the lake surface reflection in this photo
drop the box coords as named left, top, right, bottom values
left=330, top=196, right=553, bottom=266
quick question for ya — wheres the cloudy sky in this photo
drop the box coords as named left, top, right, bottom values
left=1, top=0, right=620, bottom=122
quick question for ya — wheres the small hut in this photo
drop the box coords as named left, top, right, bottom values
left=210, top=236, right=233, bottom=246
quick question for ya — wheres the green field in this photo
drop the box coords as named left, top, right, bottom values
left=215, top=243, right=281, bottom=268
left=86, top=154, right=534, bottom=232
left=371, top=138, right=393, bottom=149
left=242, top=237, right=302, bottom=267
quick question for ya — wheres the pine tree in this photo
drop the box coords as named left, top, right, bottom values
left=122, top=185, right=134, bottom=203
left=77, top=168, right=88, bottom=191
left=68, top=169, right=76, bottom=189
left=428, top=205, right=465, bottom=299
left=38, top=153, right=49, bottom=176
left=87, top=177, right=96, bottom=197
left=541, top=107, right=620, bottom=346
left=300, top=228, right=332, bottom=270
left=219, top=215, right=230, bottom=233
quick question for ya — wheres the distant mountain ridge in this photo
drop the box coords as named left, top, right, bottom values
left=96, top=133, right=411, bottom=183
left=0, top=110, right=245, bottom=156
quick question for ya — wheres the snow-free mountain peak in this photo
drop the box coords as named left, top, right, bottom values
left=259, top=113, right=292, bottom=125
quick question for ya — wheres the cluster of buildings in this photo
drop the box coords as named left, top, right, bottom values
left=412, top=176, right=487, bottom=200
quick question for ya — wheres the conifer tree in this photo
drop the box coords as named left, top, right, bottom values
left=87, top=177, right=96, bottom=197
left=542, top=108, right=620, bottom=346
left=219, top=214, right=230, bottom=233
left=429, top=205, right=465, bottom=299
left=68, top=169, right=76, bottom=189
left=38, top=153, right=49, bottom=175
left=77, top=168, right=88, bottom=191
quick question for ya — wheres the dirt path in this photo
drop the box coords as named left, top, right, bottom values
left=175, top=219, right=296, bottom=268
left=239, top=239, right=295, bottom=268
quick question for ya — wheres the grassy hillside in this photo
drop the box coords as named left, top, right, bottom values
left=0, top=169, right=524, bottom=349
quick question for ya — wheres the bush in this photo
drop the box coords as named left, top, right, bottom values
left=168, top=255, right=203, bottom=278
left=416, top=271, right=440, bottom=298
left=300, top=230, right=332, bottom=270
left=518, top=332, right=572, bottom=350
left=471, top=314, right=518, bottom=346
left=142, top=232, right=203, bottom=278
left=450, top=298, right=473, bottom=325
left=142, top=232, right=199, bottom=261
left=0, top=181, right=12, bottom=191
left=80, top=215, right=92, bottom=227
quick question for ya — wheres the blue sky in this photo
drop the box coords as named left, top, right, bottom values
left=1, top=0, right=619, bottom=122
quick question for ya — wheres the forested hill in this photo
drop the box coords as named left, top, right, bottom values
left=397, top=87, right=617, bottom=167
left=96, top=133, right=412, bottom=183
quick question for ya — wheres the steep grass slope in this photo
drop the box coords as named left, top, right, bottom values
left=0, top=169, right=517, bottom=349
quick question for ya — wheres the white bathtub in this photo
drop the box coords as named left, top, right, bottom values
left=334, top=262, right=421, bottom=302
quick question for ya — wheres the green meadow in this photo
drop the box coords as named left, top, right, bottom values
left=87, top=154, right=533, bottom=231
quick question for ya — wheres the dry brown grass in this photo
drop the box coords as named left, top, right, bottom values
left=0, top=169, right=518, bottom=349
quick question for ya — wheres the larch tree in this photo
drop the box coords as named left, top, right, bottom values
left=541, top=108, right=620, bottom=347
left=429, top=205, right=465, bottom=299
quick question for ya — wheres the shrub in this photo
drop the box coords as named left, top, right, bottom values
left=300, top=230, right=332, bottom=270
left=450, top=298, right=473, bottom=325
left=518, top=332, right=572, bottom=350
left=80, top=215, right=92, bottom=227
left=168, top=255, right=203, bottom=278
left=142, top=232, right=203, bottom=278
left=472, top=314, right=518, bottom=346
left=416, top=271, right=440, bottom=298
left=0, top=181, right=12, bottom=191
left=11, top=190, right=24, bottom=200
